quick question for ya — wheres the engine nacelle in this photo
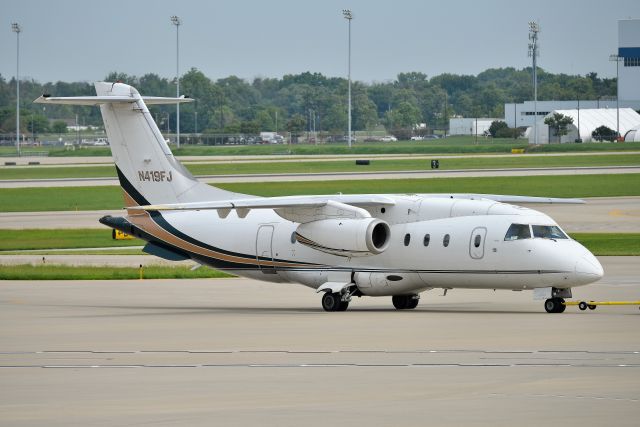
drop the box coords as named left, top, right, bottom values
left=295, top=218, right=391, bottom=257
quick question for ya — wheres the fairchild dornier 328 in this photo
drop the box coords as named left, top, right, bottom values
left=35, top=82, right=603, bottom=313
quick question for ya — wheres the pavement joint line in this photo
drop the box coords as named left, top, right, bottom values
left=2, top=363, right=640, bottom=369
left=488, top=393, right=640, bottom=402
left=4, top=349, right=640, bottom=355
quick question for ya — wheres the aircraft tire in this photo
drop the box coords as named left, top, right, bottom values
left=544, top=298, right=566, bottom=313
left=557, top=298, right=566, bottom=313
left=588, top=304, right=597, bottom=310
left=578, top=301, right=588, bottom=311
left=337, top=300, right=350, bottom=311
left=405, top=297, right=419, bottom=309
left=392, top=295, right=407, bottom=309
left=322, top=292, right=342, bottom=312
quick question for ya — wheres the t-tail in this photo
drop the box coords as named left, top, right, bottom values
left=35, top=82, right=242, bottom=208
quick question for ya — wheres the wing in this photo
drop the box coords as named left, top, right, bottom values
left=127, top=194, right=396, bottom=223
left=416, top=193, right=585, bottom=204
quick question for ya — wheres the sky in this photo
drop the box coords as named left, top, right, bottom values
left=2, top=0, right=640, bottom=85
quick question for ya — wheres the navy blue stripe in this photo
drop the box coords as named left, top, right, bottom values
left=148, top=211, right=315, bottom=266
left=618, top=47, right=640, bottom=58
left=116, top=166, right=149, bottom=206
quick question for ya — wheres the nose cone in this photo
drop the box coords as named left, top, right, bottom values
left=574, top=254, right=604, bottom=285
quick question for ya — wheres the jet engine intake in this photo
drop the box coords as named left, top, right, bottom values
left=295, top=218, right=390, bottom=257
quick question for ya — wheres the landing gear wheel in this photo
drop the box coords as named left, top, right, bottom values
left=322, top=292, right=342, bottom=312
left=392, top=295, right=419, bottom=310
left=392, top=295, right=408, bottom=310
left=405, top=297, right=419, bottom=309
left=337, top=300, right=350, bottom=311
left=578, top=301, right=588, bottom=311
left=544, top=297, right=566, bottom=313
left=588, top=304, right=597, bottom=310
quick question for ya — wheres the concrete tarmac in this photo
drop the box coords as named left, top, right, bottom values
left=1, top=257, right=639, bottom=426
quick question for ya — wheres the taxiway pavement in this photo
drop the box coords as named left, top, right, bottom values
left=1, top=256, right=639, bottom=426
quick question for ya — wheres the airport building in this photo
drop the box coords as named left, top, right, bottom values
left=448, top=118, right=500, bottom=136
left=528, top=108, right=640, bottom=144
left=503, top=100, right=628, bottom=128
left=505, top=19, right=640, bottom=133
left=619, top=19, right=640, bottom=102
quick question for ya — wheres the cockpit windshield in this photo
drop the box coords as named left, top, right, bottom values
left=532, top=225, right=568, bottom=239
left=504, top=223, right=531, bottom=241
left=504, top=223, right=568, bottom=241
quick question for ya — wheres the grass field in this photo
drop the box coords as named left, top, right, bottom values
left=0, top=264, right=234, bottom=280
left=0, top=229, right=140, bottom=251
left=570, top=233, right=640, bottom=256
left=2, top=174, right=639, bottom=212
left=1, top=153, right=639, bottom=180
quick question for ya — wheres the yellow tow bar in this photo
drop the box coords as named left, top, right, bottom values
left=563, top=300, right=640, bottom=311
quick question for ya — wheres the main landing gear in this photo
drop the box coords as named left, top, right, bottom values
left=321, top=292, right=349, bottom=312
left=392, top=295, right=419, bottom=310
left=544, top=297, right=566, bottom=313
left=320, top=291, right=420, bottom=312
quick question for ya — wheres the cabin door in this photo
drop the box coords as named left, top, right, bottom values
left=256, top=225, right=276, bottom=273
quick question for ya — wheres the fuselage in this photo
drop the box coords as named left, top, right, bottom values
left=38, top=81, right=604, bottom=312
left=122, top=194, right=603, bottom=297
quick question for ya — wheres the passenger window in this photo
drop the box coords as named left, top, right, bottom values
left=474, top=234, right=481, bottom=248
left=504, top=223, right=531, bottom=241
left=404, top=233, right=411, bottom=246
left=423, top=234, right=430, bottom=247
left=532, top=225, right=568, bottom=239
left=443, top=234, right=450, bottom=247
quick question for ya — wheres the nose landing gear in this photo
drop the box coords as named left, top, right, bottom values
left=544, top=297, right=566, bottom=313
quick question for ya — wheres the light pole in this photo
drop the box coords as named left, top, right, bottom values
left=609, top=53, right=622, bottom=140
left=342, top=9, right=353, bottom=148
left=171, top=15, right=181, bottom=148
left=528, top=21, right=540, bottom=145
left=12, top=22, right=21, bottom=156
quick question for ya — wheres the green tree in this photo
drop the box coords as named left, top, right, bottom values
left=591, top=125, right=617, bottom=142
left=24, top=113, right=49, bottom=134
left=51, top=120, right=68, bottom=134
left=544, top=112, right=574, bottom=141
left=286, top=114, right=306, bottom=143
left=239, top=120, right=259, bottom=134
left=488, top=120, right=508, bottom=137
left=322, top=103, right=347, bottom=133
left=385, top=101, right=421, bottom=139
left=255, top=109, right=276, bottom=131
left=352, top=92, right=378, bottom=130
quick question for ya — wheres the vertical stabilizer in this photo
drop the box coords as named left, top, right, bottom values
left=93, top=82, right=242, bottom=205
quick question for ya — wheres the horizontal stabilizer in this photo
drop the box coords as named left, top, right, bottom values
left=34, top=94, right=193, bottom=106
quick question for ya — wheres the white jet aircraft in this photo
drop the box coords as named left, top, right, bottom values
left=35, top=82, right=604, bottom=313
